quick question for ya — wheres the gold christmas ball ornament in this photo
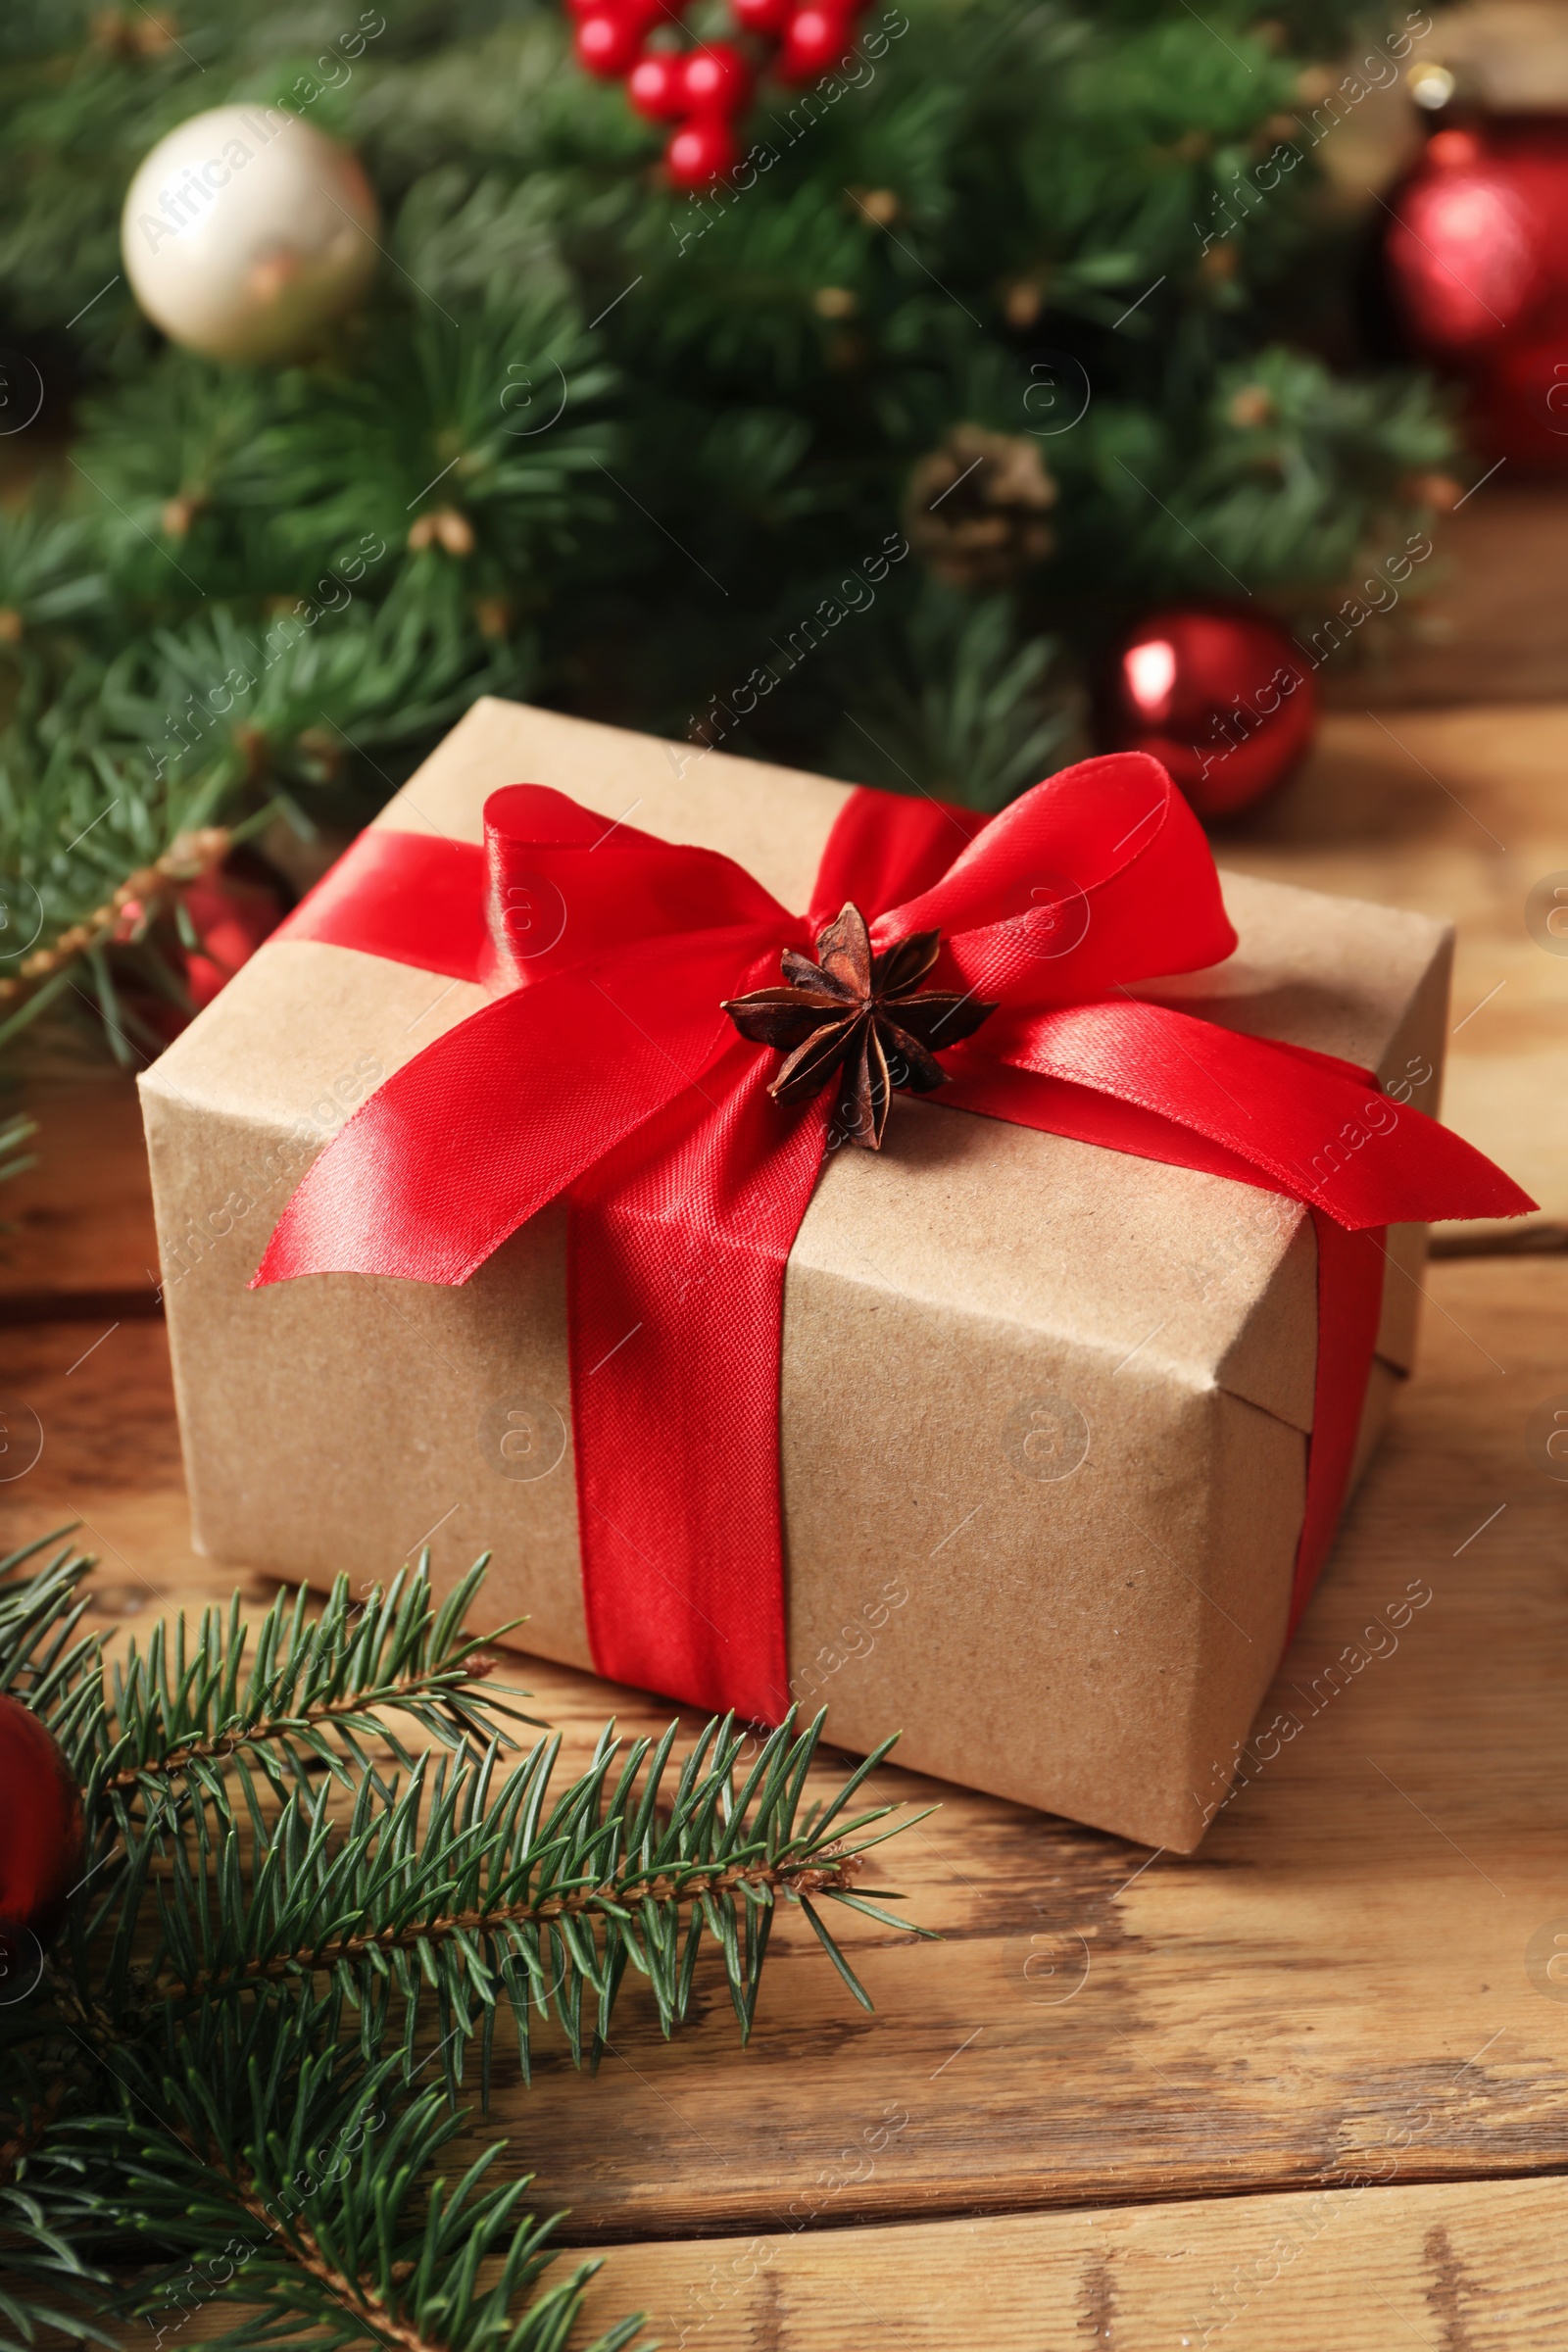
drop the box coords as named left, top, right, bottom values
left=121, top=105, right=379, bottom=364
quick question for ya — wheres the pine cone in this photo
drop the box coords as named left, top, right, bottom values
left=906, top=425, right=1057, bottom=590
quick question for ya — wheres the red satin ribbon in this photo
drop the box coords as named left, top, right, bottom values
left=259, top=755, right=1533, bottom=1719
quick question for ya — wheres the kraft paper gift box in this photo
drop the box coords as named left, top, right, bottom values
left=139, top=698, right=1453, bottom=1853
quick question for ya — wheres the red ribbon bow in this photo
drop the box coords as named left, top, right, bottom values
left=258, top=753, right=1532, bottom=1722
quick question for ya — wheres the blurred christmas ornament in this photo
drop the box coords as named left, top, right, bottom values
left=567, top=0, right=873, bottom=184
left=1105, top=606, right=1318, bottom=822
left=114, top=855, right=282, bottom=1037
left=1386, top=119, right=1568, bottom=465
left=0, top=1695, right=85, bottom=1955
left=178, top=865, right=284, bottom=1012
left=906, top=424, right=1056, bottom=589
left=122, top=105, right=378, bottom=364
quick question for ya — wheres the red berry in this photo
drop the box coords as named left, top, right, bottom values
left=0, top=1694, right=84, bottom=1957
left=678, top=41, right=752, bottom=116
left=574, top=10, right=647, bottom=76
left=666, top=116, right=741, bottom=188
left=629, top=51, right=686, bottom=118
left=732, top=0, right=792, bottom=28
left=777, top=3, right=854, bottom=78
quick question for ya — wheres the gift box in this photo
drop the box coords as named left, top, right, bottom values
left=138, top=699, right=1527, bottom=1851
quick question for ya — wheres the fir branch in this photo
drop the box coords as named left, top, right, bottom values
left=146, top=1708, right=928, bottom=2088
left=2, top=1548, right=925, bottom=2349
left=97, top=1559, right=537, bottom=1810
left=181, top=1845, right=867, bottom=1985
left=0, top=1533, right=102, bottom=1749
left=0, top=824, right=231, bottom=1025
left=0, top=2177, right=116, bottom=2352
left=0, top=504, right=109, bottom=647
left=41, top=2034, right=645, bottom=2352
left=830, top=585, right=1076, bottom=810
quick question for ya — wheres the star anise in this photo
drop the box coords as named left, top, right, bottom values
left=721, top=902, right=996, bottom=1150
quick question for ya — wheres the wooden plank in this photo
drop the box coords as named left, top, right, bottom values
left=1219, top=704, right=1568, bottom=1239
left=568, top=2174, right=1568, bottom=2350
left=1319, top=480, right=1568, bottom=710
left=161, top=2174, right=1568, bottom=2348
left=0, top=1077, right=161, bottom=1303
left=5, top=1258, right=1567, bottom=2244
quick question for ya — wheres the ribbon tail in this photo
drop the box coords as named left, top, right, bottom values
left=568, top=1042, right=830, bottom=1724
left=1291, top=1214, right=1386, bottom=1639
left=969, top=998, right=1537, bottom=1228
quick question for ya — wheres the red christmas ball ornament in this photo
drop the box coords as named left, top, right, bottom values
left=1104, top=606, right=1318, bottom=821
left=732, top=0, right=792, bottom=31
left=179, top=869, right=284, bottom=1013
left=677, top=42, right=752, bottom=117
left=0, top=1694, right=85, bottom=1962
left=1386, top=119, right=1568, bottom=465
left=573, top=9, right=648, bottom=77
left=628, top=52, right=687, bottom=120
left=777, top=3, right=855, bottom=81
left=665, top=116, right=740, bottom=188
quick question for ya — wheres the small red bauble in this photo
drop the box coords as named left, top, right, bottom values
left=777, top=4, right=855, bottom=80
left=678, top=42, right=752, bottom=116
left=732, top=0, right=792, bottom=30
left=573, top=10, right=648, bottom=77
left=628, top=52, right=686, bottom=120
left=1104, top=606, right=1318, bottom=821
left=0, top=1694, right=85, bottom=1955
left=665, top=116, right=741, bottom=187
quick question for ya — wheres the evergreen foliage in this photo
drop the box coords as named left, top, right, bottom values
left=0, top=1534, right=926, bottom=2346
left=0, top=1, right=1456, bottom=1071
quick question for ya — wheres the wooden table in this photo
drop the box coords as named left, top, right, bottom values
left=4, top=705, right=1567, bottom=2350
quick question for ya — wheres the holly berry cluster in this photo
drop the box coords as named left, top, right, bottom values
left=569, top=0, right=872, bottom=187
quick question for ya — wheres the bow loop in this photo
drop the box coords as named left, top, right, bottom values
left=874, top=752, right=1238, bottom=1009
left=482, top=782, right=796, bottom=992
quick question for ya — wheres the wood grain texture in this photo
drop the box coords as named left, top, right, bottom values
left=0, top=1077, right=161, bottom=1301
left=149, top=2175, right=1568, bottom=2350
left=1320, top=481, right=1568, bottom=711
left=5, top=1258, right=1567, bottom=2251
left=568, top=2173, right=1568, bottom=2350
left=1217, top=704, right=1568, bottom=1239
